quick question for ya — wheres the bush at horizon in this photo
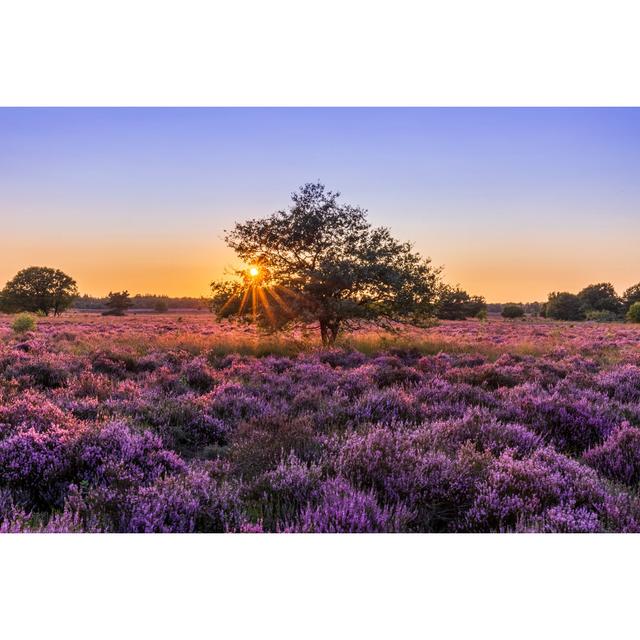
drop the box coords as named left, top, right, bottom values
left=501, top=304, right=525, bottom=319
left=627, top=302, right=640, bottom=323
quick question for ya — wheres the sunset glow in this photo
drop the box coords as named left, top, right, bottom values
left=1, top=108, right=639, bottom=301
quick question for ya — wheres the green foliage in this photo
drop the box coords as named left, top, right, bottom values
left=476, top=308, right=488, bottom=321
left=501, top=303, right=525, bottom=319
left=211, top=183, right=443, bottom=345
left=11, top=313, right=36, bottom=333
left=435, top=285, right=486, bottom=320
left=627, top=302, right=640, bottom=323
left=102, top=291, right=133, bottom=316
left=623, top=283, right=640, bottom=310
left=154, top=298, right=169, bottom=313
left=577, top=282, right=622, bottom=315
left=0, top=266, right=78, bottom=316
left=545, top=292, right=585, bottom=321
left=585, top=310, right=619, bottom=323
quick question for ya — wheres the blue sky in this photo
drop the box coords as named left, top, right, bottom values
left=1, top=107, right=639, bottom=299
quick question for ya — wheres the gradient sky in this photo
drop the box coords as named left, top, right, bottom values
left=1, top=108, right=639, bottom=301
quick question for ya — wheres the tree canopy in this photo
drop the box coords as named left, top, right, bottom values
left=501, top=303, right=525, bottom=319
left=623, top=283, right=640, bottom=310
left=0, top=266, right=78, bottom=316
left=435, top=285, right=486, bottom=320
left=103, top=291, right=133, bottom=316
left=545, top=291, right=585, bottom=321
left=577, top=282, right=622, bottom=315
left=211, top=183, right=442, bottom=345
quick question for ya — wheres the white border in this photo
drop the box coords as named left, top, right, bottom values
left=1, top=533, right=638, bottom=639
left=1, top=0, right=640, bottom=106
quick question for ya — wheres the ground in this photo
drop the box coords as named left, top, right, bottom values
left=1, top=312, right=639, bottom=532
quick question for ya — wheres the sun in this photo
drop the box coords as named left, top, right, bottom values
left=249, top=266, right=260, bottom=278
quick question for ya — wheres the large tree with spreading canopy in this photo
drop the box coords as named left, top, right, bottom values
left=211, top=183, right=441, bottom=345
left=0, top=266, right=78, bottom=316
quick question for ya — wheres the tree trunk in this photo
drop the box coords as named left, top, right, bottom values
left=319, top=318, right=340, bottom=347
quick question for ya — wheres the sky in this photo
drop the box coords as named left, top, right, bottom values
left=1, top=107, right=639, bottom=301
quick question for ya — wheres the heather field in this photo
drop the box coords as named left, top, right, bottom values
left=1, top=313, right=640, bottom=533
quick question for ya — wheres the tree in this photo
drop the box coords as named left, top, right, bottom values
left=154, top=298, right=169, bottom=313
left=545, top=291, right=585, bottom=321
left=577, top=282, right=622, bottom=315
left=103, top=291, right=133, bottom=316
left=210, top=183, right=441, bottom=345
left=435, top=285, right=486, bottom=320
left=623, top=283, right=640, bottom=310
left=501, top=303, right=524, bottom=319
left=0, top=266, right=78, bottom=316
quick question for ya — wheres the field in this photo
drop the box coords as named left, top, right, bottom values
left=1, top=313, right=640, bottom=533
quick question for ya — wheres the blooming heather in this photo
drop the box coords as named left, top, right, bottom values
left=0, top=313, right=639, bottom=532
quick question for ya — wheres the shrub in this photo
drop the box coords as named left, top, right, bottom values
left=74, top=421, right=186, bottom=488
left=585, top=310, right=619, bottom=323
left=545, top=292, right=585, bottom=321
left=249, top=452, right=322, bottom=531
left=124, top=466, right=245, bottom=533
left=596, top=365, right=640, bottom=403
left=501, top=304, right=524, bottom=319
left=502, top=385, right=616, bottom=455
left=627, top=301, right=640, bottom=323
left=335, top=426, right=475, bottom=531
left=11, top=313, right=36, bottom=334
left=295, top=478, right=412, bottom=533
left=584, top=424, right=640, bottom=486
left=465, top=448, right=611, bottom=532
left=0, top=426, right=74, bottom=509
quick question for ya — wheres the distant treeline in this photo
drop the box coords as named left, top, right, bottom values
left=73, top=294, right=209, bottom=311
left=486, top=302, right=543, bottom=315
left=487, top=282, right=640, bottom=322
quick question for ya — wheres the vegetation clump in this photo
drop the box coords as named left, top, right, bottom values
left=435, top=285, right=486, bottom=320
left=102, top=291, right=133, bottom=316
left=501, top=304, right=525, bottom=319
left=154, top=298, right=169, bottom=313
left=627, top=301, right=640, bottom=323
left=11, top=313, right=37, bottom=334
left=577, top=282, right=622, bottom=316
left=545, top=292, right=585, bottom=321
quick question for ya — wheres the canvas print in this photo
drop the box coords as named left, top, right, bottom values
left=1, top=107, right=639, bottom=533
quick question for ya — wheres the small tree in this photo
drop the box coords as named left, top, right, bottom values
left=627, top=302, right=640, bottom=323
left=211, top=183, right=442, bottom=345
left=546, top=291, right=585, bottom=321
left=103, top=291, right=133, bottom=316
left=577, top=282, right=622, bottom=315
left=435, top=285, right=486, bottom=320
left=12, top=313, right=37, bottom=334
left=501, top=303, right=524, bottom=319
left=0, top=266, right=78, bottom=316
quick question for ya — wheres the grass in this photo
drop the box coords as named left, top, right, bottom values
left=3, top=312, right=639, bottom=363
